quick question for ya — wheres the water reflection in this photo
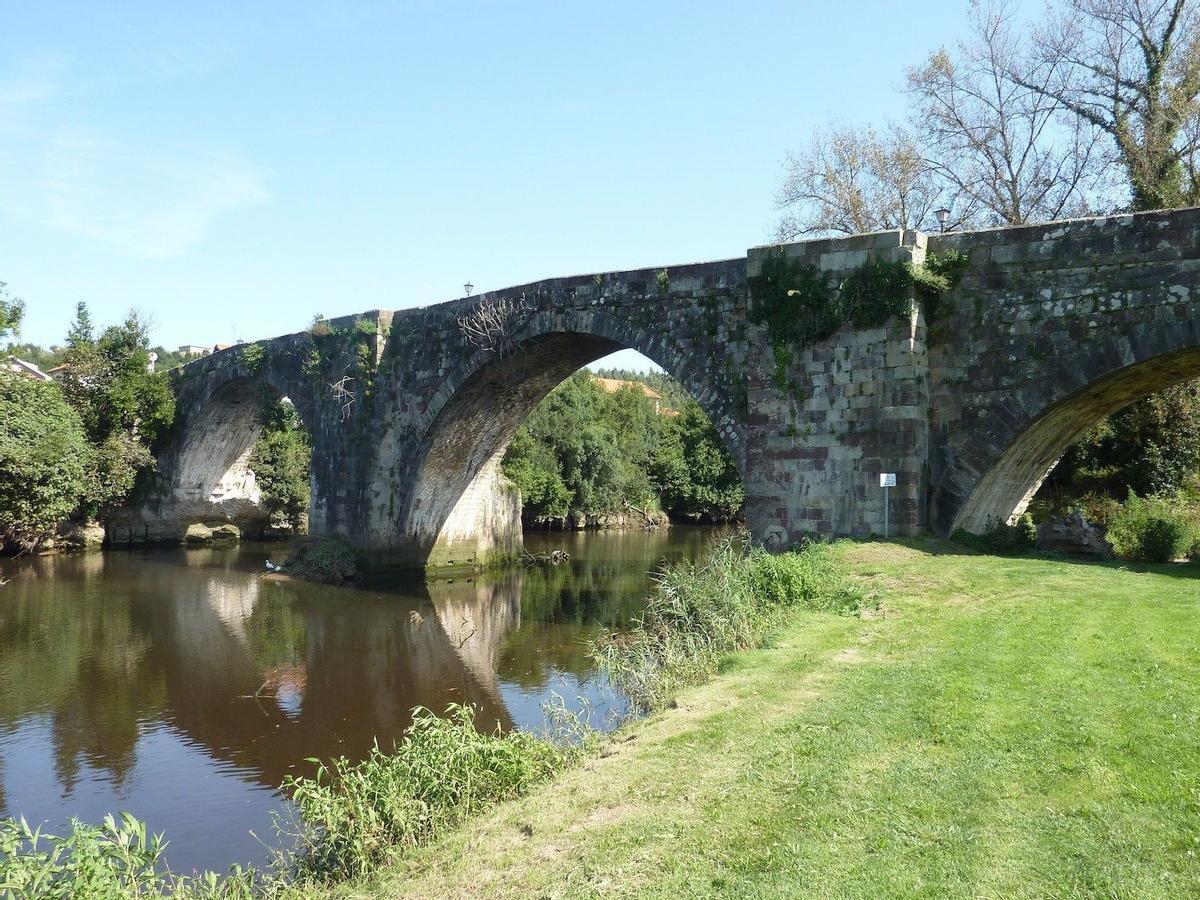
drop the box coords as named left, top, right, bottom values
left=0, top=527, right=713, bottom=873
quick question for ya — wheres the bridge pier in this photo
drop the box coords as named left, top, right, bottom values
left=744, top=230, right=931, bottom=546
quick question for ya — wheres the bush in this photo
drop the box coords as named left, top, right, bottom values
left=249, top=400, right=311, bottom=532
left=0, top=371, right=90, bottom=550
left=988, top=512, right=1038, bottom=554
left=1107, top=493, right=1196, bottom=562
left=592, top=531, right=870, bottom=712
left=283, top=704, right=582, bottom=882
left=0, top=812, right=255, bottom=899
left=281, top=535, right=360, bottom=584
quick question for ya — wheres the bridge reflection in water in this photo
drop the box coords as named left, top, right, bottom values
left=0, top=527, right=715, bottom=875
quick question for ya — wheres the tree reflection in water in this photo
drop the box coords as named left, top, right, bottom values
left=0, top=527, right=714, bottom=873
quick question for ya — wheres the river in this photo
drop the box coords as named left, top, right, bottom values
left=0, top=527, right=716, bottom=876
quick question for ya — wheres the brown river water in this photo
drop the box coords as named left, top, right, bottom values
left=0, top=527, right=717, bottom=875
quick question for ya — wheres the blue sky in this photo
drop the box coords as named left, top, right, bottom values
left=2, top=1, right=980, bottom=368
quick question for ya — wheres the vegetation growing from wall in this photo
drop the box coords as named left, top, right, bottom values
left=501, top=371, right=743, bottom=527
left=747, top=250, right=968, bottom=356
left=301, top=315, right=383, bottom=421
left=249, top=399, right=311, bottom=532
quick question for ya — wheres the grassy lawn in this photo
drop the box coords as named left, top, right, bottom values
left=331, top=540, right=1200, bottom=899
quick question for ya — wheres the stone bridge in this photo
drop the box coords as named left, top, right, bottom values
left=110, top=207, right=1200, bottom=572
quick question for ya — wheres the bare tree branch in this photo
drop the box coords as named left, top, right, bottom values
left=457, top=295, right=528, bottom=359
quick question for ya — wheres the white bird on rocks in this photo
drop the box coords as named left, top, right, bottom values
left=265, top=560, right=282, bottom=573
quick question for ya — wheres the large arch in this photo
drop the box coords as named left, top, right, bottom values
left=941, top=326, right=1200, bottom=534
left=386, top=309, right=747, bottom=571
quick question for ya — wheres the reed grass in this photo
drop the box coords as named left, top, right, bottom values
left=592, top=530, right=870, bottom=712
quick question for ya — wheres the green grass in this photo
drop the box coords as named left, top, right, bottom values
left=328, top=540, right=1200, bottom=899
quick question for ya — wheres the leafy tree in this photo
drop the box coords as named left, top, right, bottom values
left=0, top=282, right=24, bottom=342
left=502, top=371, right=743, bottom=526
left=0, top=371, right=90, bottom=550
left=57, top=307, right=176, bottom=519
left=66, top=301, right=93, bottom=350
left=1019, top=0, right=1200, bottom=211
left=1048, top=381, right=1200, bottom=498
left=651, top=399, right=745, bottom=523
left=249, top=399, right=312, bottom=531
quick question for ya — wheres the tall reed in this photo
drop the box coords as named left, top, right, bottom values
left=592, top=531, right=869, bottom=712
left=282, top=703, right=584, bottom=882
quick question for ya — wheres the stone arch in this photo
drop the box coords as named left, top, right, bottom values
left=945, top=319, right=1200, bottom=534
left=393, top=310, right=746, bottom=570
left=169, top=377, right=287, bottom=528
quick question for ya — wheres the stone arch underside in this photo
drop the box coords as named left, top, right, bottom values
left=951, top=345, right=1200, bottom=534
left=396, top=327, right=745, bottom=570
left=170, top=378, right=284, bottom=526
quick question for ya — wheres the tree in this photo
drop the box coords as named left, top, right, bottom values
left=1020, top=0, right=1200, bottom=210
left=650, top=399, right=745, bottom=523
left=0, top=371, right=90, bottom=550
left=502, top=371, right=745, bottom=526
left=249, top=400, right=312, bottom=532
left=57, top=308, right=176, bottom=519
left=1049, top=380, right=1200, bottom=497
left=0, top=282, right=24, bottom=342
left=66, top=301, right=94, bottom=350
left=907, top=0, right=1105, bottom=226
left=775, top=124, right=948, bottom=239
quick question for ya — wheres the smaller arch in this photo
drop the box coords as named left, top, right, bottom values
left=951, top=346, right=1200, bottom=534
left=169, top=377, right=309, bottom=533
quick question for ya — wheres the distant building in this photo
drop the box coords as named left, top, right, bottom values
left=45, top=363, right=70, bottom=379
left=178, top=345, right=211, bottom=357
left=2, top=357, right=52, bottom=381
left=590, top=375, right=676, bottom=416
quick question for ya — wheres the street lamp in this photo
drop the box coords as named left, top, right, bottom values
left=935, top=208, right=951, bottom=232
left=464, top=282, right=474, bottom=297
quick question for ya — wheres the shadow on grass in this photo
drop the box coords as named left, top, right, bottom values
left=843, top=534, right=1200, bottom=581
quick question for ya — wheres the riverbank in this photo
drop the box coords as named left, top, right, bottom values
left=330, top=539, right=1200, bottom=899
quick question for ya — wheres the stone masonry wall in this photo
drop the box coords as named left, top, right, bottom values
left=744, top=230, right=930, bottom=545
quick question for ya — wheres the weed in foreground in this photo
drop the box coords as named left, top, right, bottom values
left=282, top=703, right=584, bottom=883
left=592, top=530, right=871, bottom=713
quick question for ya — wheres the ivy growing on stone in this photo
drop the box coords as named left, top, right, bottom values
left=747, top=247, right=968, bottom=434
left=747, top=248, right=968, bottom=354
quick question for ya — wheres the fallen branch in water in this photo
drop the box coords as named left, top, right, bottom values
left=522, top=549, right=570, bottom=566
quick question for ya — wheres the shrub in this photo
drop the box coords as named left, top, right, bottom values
left=988, top=512, right=1038, bottom=554
left=282, top=535, right=359, bottom=584
left=1107, top=492, right=1196, bottom=562
left=592, top=531, right=870, bottom=711
left=0, top=371, right=90, bottom=550
left=249, top=400, right=311, bottom=532
left=0, top=812, right=256, bottom=899
left=283, top=704, right=582, bottom=882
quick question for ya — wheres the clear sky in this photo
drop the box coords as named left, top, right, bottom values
left=2, top=1, right=979, bottom=368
